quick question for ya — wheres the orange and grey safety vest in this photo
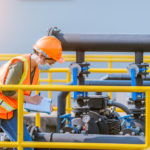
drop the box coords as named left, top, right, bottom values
left=0, top=54, right=39, bottom=119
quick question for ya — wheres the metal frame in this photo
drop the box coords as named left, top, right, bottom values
left=0, top=54, right=150, bottom=150
left=1, top=54, right=150, bottom=126
left=0, top=85, right=150, bottom=150
left=55, top=34, right=150, bottom=52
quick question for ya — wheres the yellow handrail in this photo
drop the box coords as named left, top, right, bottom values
left=0, top=54, right=150, bottom=62
left=0, top=54, right=149, bottom=149
left=0, top=85, right=149, bottom=150
left=0, top=54, right=145, bottom=128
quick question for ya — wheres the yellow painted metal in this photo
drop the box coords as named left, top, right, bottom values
left=1, top=54, right=150, bottom=63
left=51, top=79, right=67, bottom=83
left=85, top=58, right=133, bottom=62
left=53, top=107, right=72, bottom=112
left=85, top=55, right=134, bottom=58
left=115, top=108, right=124, bottom=112
left=35, top=78, right=41, bottom=128
left=108, top=61, right=112, bottom=69
left=18, top=145, right=23, bottom=150
left=108, top=59, right=112, bottom=99
left=1, top=54, right=129, bottom=60
left=89, top=68, right=127, bottom=73
left=66, top=70, right=72, bottom=114
left=35, top=113, right=41, bottom=128
left=90, top=68, right=150, bottom=73
left=0, top=54, right=20, bottom=57
left=17, top=89, right=24, bottom=150
left=0, top=85, right=150, bottom=149
left=62, top=54, right=135, bottom=59
left=1, top=84, right=150, bottom=92
left=53, top=106, right=57, bottom=111
left=40, top=79, right=67, bottom=83
left=145, top=91, right=150, bottom=148
left=61, top=58, right=134, bottom=62
left=48, top=72, right=52, bottom=98
left=0, top=54, right=150, bottom=149
left=41, top=68, right=69, bottom=73
left=21, top=142, right=146, bottom=149
left=40, top=68, right=150, bottom=74
left=0, top=142, right=18, bottom=147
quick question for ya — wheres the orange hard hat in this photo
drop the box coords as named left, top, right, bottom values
left=33, top=36, right=64, bottom=63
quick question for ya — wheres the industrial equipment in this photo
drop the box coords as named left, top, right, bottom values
left=2, top=27, right=150, bottom=149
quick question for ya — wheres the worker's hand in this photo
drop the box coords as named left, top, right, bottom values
left=30, top=95, right=43, bottom=105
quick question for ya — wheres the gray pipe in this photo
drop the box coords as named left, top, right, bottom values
left=57, top=80, right=150, bottom=122
left=58, top=80, right=147, bottom=131
left=57, top=82, right=73, bottom=131
left=87, top=81, right=132, bottom=114
left=85, top=80, right=150, bottom=86
left=57, top=80, right=150, bottom=118
left=105, top=74, right=150, bottom=81
left=36, top=133, right=145, bottom=144
left=55, top=33, right=150, bottom=52
left=108, top=100, right=131, bottom=114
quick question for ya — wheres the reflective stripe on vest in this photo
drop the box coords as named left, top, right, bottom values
left=0, top=54, right=40, bottom=119
left=0, top=99, right=15, bottom=112
left=15, top=56, right=29, bottom=85
left=0, top=55, right=29, bottom=114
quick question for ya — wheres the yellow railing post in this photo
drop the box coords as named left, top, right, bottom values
left=18, top=89, right=24, bottom=150
left=108, top=56, right=112, bottom=99
left=145, top=91, right=150, bottom=148
left=48, top=72, right=52, bottom=98
left=35, top=74, right=41, bottom=128
left=0, top=85, right=149, bottom=149
left=35, top=113, right=41, bottom=128
left=66, top=70, right=72, bottom=113
left=0, top=54, right=150, bottom=149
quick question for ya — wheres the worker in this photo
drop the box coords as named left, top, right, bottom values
left=0, top=36, right=64, bottom=150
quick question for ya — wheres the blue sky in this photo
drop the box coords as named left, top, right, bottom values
left=0, top=0, right=150, bottom=53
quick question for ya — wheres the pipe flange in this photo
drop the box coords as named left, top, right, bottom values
left=27, top=125, right=41, bottom=141
left=127, top=63, right=139, bottom=76
left=69, top=62, right=81, bottom=76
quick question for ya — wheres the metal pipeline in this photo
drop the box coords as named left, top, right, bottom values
left=57, top=82, right=73, bottom=131
left=0, top=132, right=144, bottom=150
left=57, top=80, right=150, bottom=111
left=104, top=74, right=150, bottom=81
left=57, top=80, right=150, bottom=116
left=57, top=80, right=150, bottom=131
left=36, top=132, right=145, bottom=144
left=55, top=33, right=150, bottom=52
left=85, top=80, right=150, bottom=86
left=108, top=100, right=131, bottom=114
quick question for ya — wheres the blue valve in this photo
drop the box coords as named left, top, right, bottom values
left=73, top=66, right=88, bottom=100
left=118, top=115, right=133, bottom=128
left=130, top=67, right=145, bottom=101
left=60, top=114, right=74, bottom=127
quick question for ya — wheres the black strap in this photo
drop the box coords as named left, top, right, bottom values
left=50, top=132, right=53, bottom=142
left=0, top=100, right=3, bottom=105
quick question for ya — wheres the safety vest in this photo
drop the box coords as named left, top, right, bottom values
left=0, top=54, right=39, bottom=119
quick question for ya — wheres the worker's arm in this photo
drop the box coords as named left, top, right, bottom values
left=2, top=61, right=23, bottom=96
left=8, top=92, right=42, bottom=105
left=2, top=61, right=42, bottom=105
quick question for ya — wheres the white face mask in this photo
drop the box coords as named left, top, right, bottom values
left=38, top=63, right=51, bottom=71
